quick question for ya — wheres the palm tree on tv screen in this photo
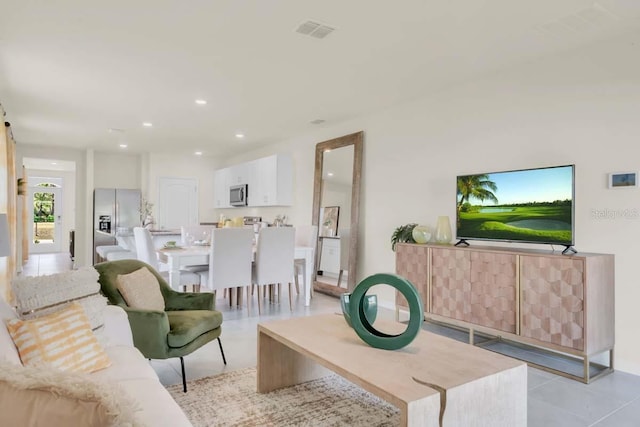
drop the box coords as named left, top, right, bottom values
left=456, top=174, right=498, bottom=225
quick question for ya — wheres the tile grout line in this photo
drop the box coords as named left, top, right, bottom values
left=588, top=394, right=640, bottom=427
left=527, top=376, right=560, bottom=392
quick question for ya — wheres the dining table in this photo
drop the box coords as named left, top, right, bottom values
left=157, top=244, right=315, bottom=306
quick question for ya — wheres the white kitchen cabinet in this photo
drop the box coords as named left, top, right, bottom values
left=216, top=153, right=293, bottom=208
left=248, top=154, right=293, bottom=207
left=228, top=162, right=249, bottom=186
left=214, top=168, right=230, bottom=208
left=319, top=237, right=340, bottom=275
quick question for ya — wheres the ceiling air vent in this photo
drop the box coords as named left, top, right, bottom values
left=536, top=3, right=619, bottom=36
left=295, top=20, right=335, bottom=39
left=310, top=119, right=326, bottom=125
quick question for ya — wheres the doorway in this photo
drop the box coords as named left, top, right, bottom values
left=28, top=184, right=62, bottom=253
left=158, top=177, right=198, bottom=229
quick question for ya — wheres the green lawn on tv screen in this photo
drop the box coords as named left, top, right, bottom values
left=457, top=205, right=572, bottom=244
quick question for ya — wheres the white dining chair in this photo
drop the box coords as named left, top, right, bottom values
left=337, top=228, right=350, bottom=288
left=252, top=227, right=295, bottom=314
left=294, top=225, right=318, bottom=296
left=197, top=228, right=253, bottom=306
left=133, top=227, right=201, bottom=290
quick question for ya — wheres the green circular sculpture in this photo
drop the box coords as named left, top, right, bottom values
left=348, top=273, right=423, bottom=350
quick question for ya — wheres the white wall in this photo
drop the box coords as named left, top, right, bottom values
left=228, top=34, right=640, bottom=374
left=93, top=151, right=141, bottom=189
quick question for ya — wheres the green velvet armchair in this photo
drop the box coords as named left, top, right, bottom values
left=94, top=259, right=226, bottom=392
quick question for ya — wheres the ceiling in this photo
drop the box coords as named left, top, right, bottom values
left=1, top=1, right=640, bottom=157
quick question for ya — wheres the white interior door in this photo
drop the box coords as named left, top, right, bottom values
left=29, top=186, right=62, bottom=253
left=158, top=177, right=198, bottom=229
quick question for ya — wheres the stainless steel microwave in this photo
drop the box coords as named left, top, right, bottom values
left=230, top=184, right=248, bottom=207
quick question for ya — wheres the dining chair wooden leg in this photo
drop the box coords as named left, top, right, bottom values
left=294, top=274, right=300, bottom=295
left=236, top=287, right=243, bottom=306
left=277, top=283, right=282, bottom=302
left=257, top=287, right=262, bottom=315
left=288, top=283, right=293, bottom=311
left=337, top=269, right=344, bottom=288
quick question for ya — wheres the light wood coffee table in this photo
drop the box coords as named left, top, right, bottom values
left=257, top=314, right=526, bottom=427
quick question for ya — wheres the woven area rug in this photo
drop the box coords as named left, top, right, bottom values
left=166, top=367, right=399, bottom=426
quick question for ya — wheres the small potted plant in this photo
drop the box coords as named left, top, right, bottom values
left=391, top=223, right=417, bottom=251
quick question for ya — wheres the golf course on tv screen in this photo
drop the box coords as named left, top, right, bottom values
left=456, top=165, right=574, bottom=245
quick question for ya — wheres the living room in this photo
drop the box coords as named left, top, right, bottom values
left=2, top=1, right=640, bottom=426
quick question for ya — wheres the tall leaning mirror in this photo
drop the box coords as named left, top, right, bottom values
left=312, top=131, right=363, bottom=297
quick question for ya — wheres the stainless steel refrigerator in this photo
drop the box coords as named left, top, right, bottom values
left=93, top=188, right=141, bottom=263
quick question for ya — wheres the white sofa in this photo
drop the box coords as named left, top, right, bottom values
left=0, top=298, right=192, bottom=426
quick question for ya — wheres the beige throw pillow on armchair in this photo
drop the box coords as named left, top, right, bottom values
left=116, top=267, right=165, bottom=311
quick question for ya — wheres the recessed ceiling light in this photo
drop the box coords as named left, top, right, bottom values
left=195, top=151, right=203, bottom=156
left=235, top=133, right=245, bottom=139
left=142, top=122, right=153, bottom=127
left=119, top=144, right=128, bottom=148
left=195, top=99, right=207, bottom=105
left=327, top=172, right=334, bottom=177
left=51, top=162, right=57, bottom=165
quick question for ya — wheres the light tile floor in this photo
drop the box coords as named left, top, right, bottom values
left=26, top=252, right=640, bottom=427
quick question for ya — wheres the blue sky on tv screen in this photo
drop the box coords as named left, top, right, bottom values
left=472, top=166, right=573, bottom=205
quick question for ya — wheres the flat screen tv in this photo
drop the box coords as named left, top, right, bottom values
left=456, top=164, right=575, bottom=251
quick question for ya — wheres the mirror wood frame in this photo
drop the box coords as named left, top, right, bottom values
left=312, top=131, right=363, bottom=296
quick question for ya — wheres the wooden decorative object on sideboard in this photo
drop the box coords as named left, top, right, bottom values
left=395, top=243, right=614, bottom=383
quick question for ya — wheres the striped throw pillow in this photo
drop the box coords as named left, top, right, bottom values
left=5, top=302, right=111, bottom=373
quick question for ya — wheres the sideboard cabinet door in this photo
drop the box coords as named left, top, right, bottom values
left=431, top=247, right=471, bottom=322
left=520, top=255, right=585, bottom=350
left=395, top=244, right=429, bottom=310
left=469, top=251, right=517, bottom=334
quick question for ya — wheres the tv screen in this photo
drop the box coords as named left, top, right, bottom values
left=456, top=165, right=574, bottom=246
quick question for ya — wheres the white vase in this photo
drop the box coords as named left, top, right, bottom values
left=435, top=216, right=452, bottom=244
left=143, top=215, right=154, bottom=229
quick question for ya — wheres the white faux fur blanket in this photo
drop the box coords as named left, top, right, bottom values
left=0, top=360, right=142, bottom=426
